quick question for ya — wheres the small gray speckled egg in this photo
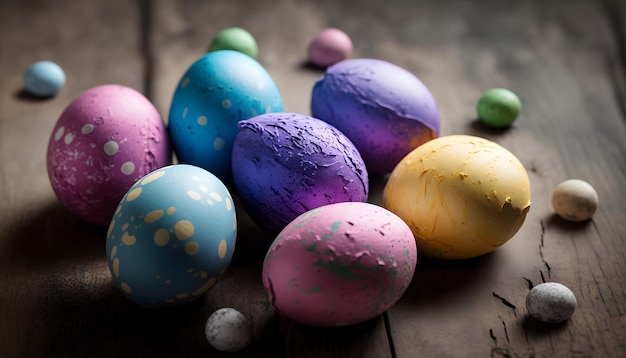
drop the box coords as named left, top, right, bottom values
left=526, top=282, right=577, bottom=323
left=551, top=179, right=599, bottom=222
left=205, top=308, right=253, bottom=352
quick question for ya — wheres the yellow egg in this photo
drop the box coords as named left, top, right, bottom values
left=382, top=135, right=531, bottom=259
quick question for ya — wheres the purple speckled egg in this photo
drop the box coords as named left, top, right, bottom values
left=262, top=202, right=418, bottom=327
left=231, top=112, right=368, bottom=233
left=311, top=58, right=440, bottom=174
left=47, top=84, right=171, bottom=225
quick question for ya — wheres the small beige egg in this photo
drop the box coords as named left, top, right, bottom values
left=551, top=179, right=598, bottom=222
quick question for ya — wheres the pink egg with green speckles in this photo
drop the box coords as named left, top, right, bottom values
left=262, top=202, right=417, bottom=327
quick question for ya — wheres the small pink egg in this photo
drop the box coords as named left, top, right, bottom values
left=307, top=28, right=353, bottom=67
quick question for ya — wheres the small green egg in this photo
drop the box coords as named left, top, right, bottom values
left=476, top=88, right=521, bottom=128
left=208, top=27, right=258, bottom=59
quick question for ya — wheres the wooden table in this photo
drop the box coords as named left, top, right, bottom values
left=1, top=0, right=625, bottom=357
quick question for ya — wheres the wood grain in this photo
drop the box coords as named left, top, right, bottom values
left=0, top=0, right=624, bottom=357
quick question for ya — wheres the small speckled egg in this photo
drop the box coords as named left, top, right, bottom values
left=208, top=27, right=258, bottom=59
left=262, top=202, right=417, bottom=327
left=105, top=164, right=237, bottom=308
left=205, top=308, right=253, bottom=352
left=231, top=112, right=369, bottom=233
left=168, top=50, right=283, bottom=181
left=383, top=135, right=531, bottom=259
left=476, top=88, right=521, bottom=128
left=47, top=84, right=171, bottom=225
left=551, top=179, right=599, bottom=222
left=311, top=58, right=440, bottom=174
left=526, top=282, right=577, bottom=323
left=307, top=28, right=353, bottom=67
left=24, top=60, right=66, bottom=97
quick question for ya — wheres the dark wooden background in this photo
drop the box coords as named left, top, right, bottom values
left=1, top=0, right=625, bottom=357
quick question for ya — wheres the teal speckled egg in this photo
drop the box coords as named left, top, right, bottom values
left=168, top=50, right=283, bottom=181
left=105, top=164, right=237, bottom=308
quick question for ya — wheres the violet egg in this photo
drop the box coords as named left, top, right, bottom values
left=168, top=50, right=283, bottom=181
left=106, top=164, right=237, bottom=308
left=311, top=58, right=440, bottom=174
left=262, top=202, right=417, bottom=327
left=47, top=84, right=171, bottom=226
left=231, top=112, right=368, bottom=233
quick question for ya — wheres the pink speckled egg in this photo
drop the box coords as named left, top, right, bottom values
left=262, top=202, right=417, bottom=327
left=47, top=84, right=171, bottom=226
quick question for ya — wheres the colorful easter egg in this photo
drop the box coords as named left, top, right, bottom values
left=262, top=202, right=417, bottom=327
left=106, top=164, right=236, bottom=308
left=47, top=84, right=171, bottom=225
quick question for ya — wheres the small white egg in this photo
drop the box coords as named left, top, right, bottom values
left=526, top=282, right=577, bottom=323
left=551, top=179, right=598, bottom=222
left=205, top=308, right=253, bottom=352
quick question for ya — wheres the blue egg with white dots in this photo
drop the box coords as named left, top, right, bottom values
left=24, top=60, right=66, bottom=97
left=105, top=164, right=237, bottom=308
left=168, top=50, right=283, bottom=181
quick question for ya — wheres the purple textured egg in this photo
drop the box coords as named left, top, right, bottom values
left=47, top=85, right=171, bottom=225
left=231, top=112, right=368, bottom=233
left=311, top=58, right=440, bottom=174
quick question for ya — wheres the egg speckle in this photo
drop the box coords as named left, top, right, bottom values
left=383, top=135, right=531, bottom=259
left=262, top=202, right=417, bottom=327
left=526, top=282, right=577, bottom=323
left=105, top=164, right=236, bottom=308
left=205, top=308, right=253, bottom=353
left=551, top=179, right=599, bottom=222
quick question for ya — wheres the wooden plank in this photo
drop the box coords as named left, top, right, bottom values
left=1, top=0, right=625, bottom=357
left=0, top=1, right=146, bottom=357
left=370, top=0, right=626, bottom=356
left=150, top=1, right=395, bottom=357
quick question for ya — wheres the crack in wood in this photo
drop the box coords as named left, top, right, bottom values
left=490, top=347, right=516, bottom=358
left=382, top=312, right=397, bottom=358
left=538, top=219, right=551, bottom=278
left=139, top=0, right=154, bottom=100
left=501, top=320, right=510, bottom=344
left=602, top=0, right=626, bottom=123
left=492, top=292, right=518, bottom=312
left=489, top=328, right=497, bottom=346
left=523, top=277, right=534, bottom=290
